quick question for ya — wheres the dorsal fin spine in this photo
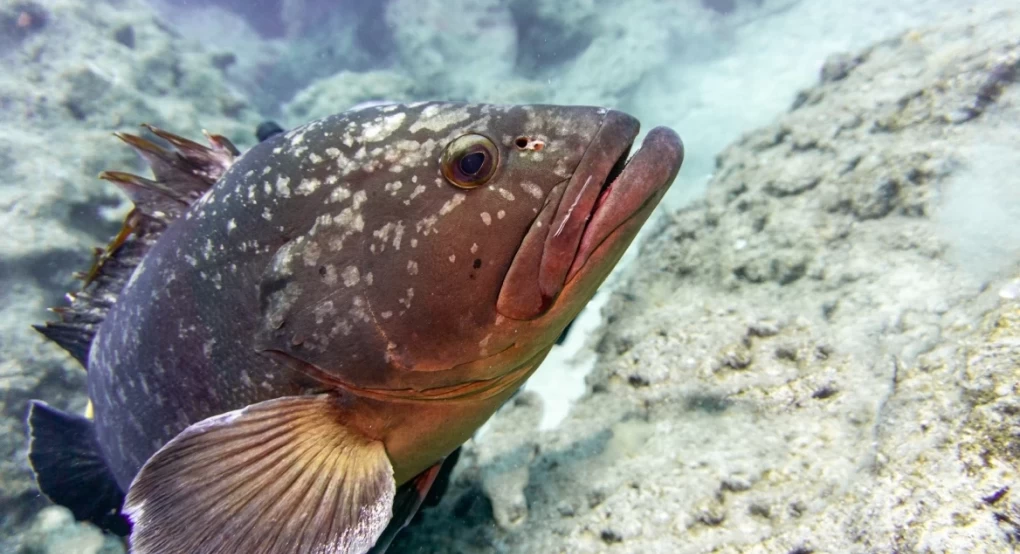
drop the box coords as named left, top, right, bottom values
left=35, top=126, right=238, bottom=368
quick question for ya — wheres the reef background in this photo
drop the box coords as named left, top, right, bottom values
left=1, top=1, right=1016, bottom=552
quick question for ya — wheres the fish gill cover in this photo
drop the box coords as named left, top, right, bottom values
left=1, top=0, right=1018, bottom=553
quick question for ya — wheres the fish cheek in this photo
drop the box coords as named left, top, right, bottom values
left=252, top=235, right=380, bottom=377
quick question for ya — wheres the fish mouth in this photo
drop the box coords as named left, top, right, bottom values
left=497, top=111, right=684, bottom=320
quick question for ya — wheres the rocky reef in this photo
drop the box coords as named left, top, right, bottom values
left=0, top=0, right=259, bottom=550
left=0, top=0, right=1015, bottom=552
left=392, top=6, right=1020, bottom=553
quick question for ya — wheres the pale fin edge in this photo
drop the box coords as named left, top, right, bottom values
left=124, top=394, right=395, bottom=554
left=369, top=454, right=446, bottom=553
left=34, top=126, right=237, bottom=367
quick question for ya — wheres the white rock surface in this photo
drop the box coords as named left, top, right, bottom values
left=393, top=6, right=1020, bottom=552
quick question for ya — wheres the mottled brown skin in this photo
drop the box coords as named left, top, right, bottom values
left=87, top=102, right=682, bottom=493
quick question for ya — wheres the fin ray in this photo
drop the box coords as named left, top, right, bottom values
left=124, top=394, right=395, bottom=554
left=35, top=125, right=236, bottom=367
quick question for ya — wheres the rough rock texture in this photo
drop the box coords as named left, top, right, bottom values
left=155, top=0, right=782, bottom=113
left=17, top=507, right=123, bottom=554
left=393, top=6, right=1020, bottom=553
left=385, top=0, right=519, bottom=99
left=380, top=0, right=773, bottom=105
left=532, top=0, right=789, bottom=107
left=0, top=0, right=260, bottom=550
left=281, top=70, right=419, bottom=124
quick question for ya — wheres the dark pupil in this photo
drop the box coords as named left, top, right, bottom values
left=459, top=152, right=486, bottom=176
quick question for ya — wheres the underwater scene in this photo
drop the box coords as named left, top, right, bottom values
left=1, top=0, right=1018, bottom=552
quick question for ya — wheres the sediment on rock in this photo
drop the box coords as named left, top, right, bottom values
left=392, top=6, right=1020, bottom=553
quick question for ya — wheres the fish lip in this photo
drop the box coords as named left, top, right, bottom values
left=536, top=110, right=640, bottom=302
left=565, top=126, right=684, bottom=283
left=495, top=114, right=682, bottom=321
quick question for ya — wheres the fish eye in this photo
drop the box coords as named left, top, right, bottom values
left=441, top=134, right=498, bottom=189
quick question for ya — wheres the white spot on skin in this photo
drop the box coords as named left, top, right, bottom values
left=302, top=241, right=321, bottom=267
left=519, top=181, right=544, bottom=199
left=342, top=265, right=360, bottom=287
left=448, top=254, right=456, bottom=263
left=497, top=210, right=506, bottom=219
left=393, top=222, right=405, bottom=249
left=289, top=128, right=307, bottom=146
left=329, top=186, right=351, bottom=204
left=373, top=222, right=397, bottom=246
left=322, top=264, right=338, bottom=285
left=554, top=158, right=571, bottom=179
left=226, top=219, right=237, bottom=233
left=416, top=215, right=439, bottom=235
left=352, top=190, right=368, bottom=210
left=407, top=260, right=419, bottom=275
left=498, top=188, right=515, bottom=201
left=203, top=339, right=215, bottom=358
left=349, top=296, right=372, bottom=323
left=398, top=288, right=415, bottom=308
left=470, top=243, right=478, bottom=254
left=481, top=212, right=492, bottom=225
left=309, top=152, right=323, bottom=164
left=362, top=113, right=406, bottom=142
left=439, top=193, right=466, bottom=216
left=313, top=301, right=337, bottom=324
left=409, top=105, right=472, bottom=133
left=408, top=184, right=427, bottom=201
left=295, top=178, right=322, bottom=196
left=275, top=175, right=291, bottom=198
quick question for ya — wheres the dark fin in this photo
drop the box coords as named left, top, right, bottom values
left=421, top=446, right=461, bottom=510
left=34, top=125, right=237, bottom=368
left=555, top=317, right=576, bottom=346
left=255, top=120, right=286, bottom=142
left=27, top=401, right=131, bottom=536
left=369, top=455, right=448, bottom=553
left=124, top=394, right=395, bottom=554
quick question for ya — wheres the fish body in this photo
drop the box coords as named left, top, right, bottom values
left=29, top=102, right=683, bottom=553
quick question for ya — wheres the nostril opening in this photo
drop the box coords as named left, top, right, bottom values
left=514, top=137, right=529, bottom=149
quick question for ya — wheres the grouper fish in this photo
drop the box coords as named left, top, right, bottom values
left=28, top=102, right=683, bottom=553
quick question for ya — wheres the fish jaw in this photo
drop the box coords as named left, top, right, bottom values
left=497, top=120, right=683, bottom=321
left=567, top=126, right=684, bottom=282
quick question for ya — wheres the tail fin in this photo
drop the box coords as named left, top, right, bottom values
left=27, top=401, right=130, bottom=536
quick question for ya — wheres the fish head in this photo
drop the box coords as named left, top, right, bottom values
left=253, top=102, right=683, bottom=392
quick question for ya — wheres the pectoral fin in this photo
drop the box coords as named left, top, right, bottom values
left=369, top=457, right=444, bottom=553
left=124, top=394, right=395, bottom=554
